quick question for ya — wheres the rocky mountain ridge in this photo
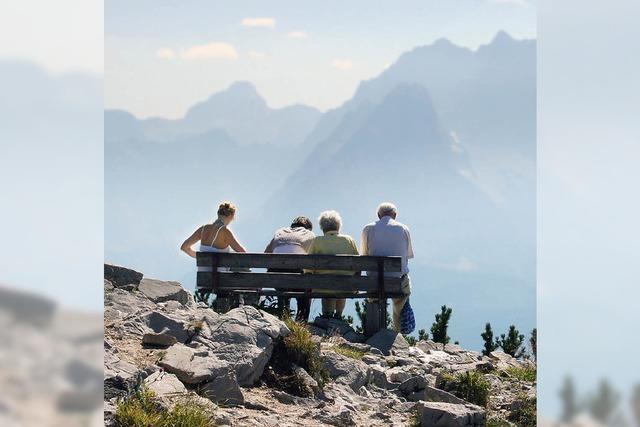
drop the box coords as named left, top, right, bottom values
left=104, top=264, right=536, bottom=426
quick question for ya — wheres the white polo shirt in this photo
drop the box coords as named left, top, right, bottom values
left=361, top=216, right=414, bottom=277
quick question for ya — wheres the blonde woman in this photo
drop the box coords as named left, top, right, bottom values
left=180, top=202, right=247, bottom=271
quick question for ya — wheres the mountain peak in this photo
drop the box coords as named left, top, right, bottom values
left=226, top=81, right=259, bottom=95
left=210, top=81, right=264, bottom=105
left=432, top=37, right=455, bottom=48
left=189, top=81, right=266, bottom=115
left=490, top=30, right=515, bottom=46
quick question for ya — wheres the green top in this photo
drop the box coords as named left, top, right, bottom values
left=305, top=230, right=359, bottom=276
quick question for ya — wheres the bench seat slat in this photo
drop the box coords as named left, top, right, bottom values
left=196, top=252, right=402, bottom=272
left=215, top=289, right=406, bottom=299
left=197, top=271, right=402, bottom=294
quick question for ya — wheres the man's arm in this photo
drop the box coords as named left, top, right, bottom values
left=360, top=227, right=369, bottom=255
left=405, top=227, right=415, bottom=259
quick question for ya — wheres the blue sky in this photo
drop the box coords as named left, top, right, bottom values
left=105, top=0, right=536, bottom=118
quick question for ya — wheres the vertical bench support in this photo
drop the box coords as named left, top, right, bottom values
left=377, top=258, right=387, bottom=332
left=364, top=258, right=387, bottom=338
left=211, top=254, right=231, bottom=313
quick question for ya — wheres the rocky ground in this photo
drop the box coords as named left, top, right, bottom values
left=0, top=286, right=103, bottom=427
left=104, top=264, right=536, bottom=426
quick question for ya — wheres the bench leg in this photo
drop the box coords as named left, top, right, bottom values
left=364, top=299, right=381, bottom=338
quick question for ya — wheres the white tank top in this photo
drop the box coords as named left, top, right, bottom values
left=198, top=223, right=230, bottom=272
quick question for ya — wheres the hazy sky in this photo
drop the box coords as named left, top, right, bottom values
left=0, top=0, right=103, bottom=73
left=105, top=0, right=536, bottom=119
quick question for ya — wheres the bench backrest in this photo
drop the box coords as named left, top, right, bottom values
left=196, top=252, right=403, bottom=296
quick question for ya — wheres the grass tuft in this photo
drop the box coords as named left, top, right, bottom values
left=440, top=370, right=491, bottom=407
left=505, top=366, right=536, bottom=382
left=283, top=318, right=329, bottom=387
left=164, top=401, right=215, bottom=427
left=333, top=345, right=367, bottom=360
left=486, top=416, right=512, bottom=427
left=114, top=388, right=214, bottom=427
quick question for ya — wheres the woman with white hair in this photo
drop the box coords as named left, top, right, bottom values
left=306, top=210, right=359, bottom=318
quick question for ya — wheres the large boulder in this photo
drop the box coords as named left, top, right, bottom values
left=416, top=401, right=486, bottom=426
left=322, top=351, right=372, bottom=392
left=142, top=332, right=177, bottom=347
left=159, top=307, right=289, bottom=387
left=409, top=385, right=469, bottom=405
left=143, top=371, right=187, bottom=400
left=138, top=278, right=191, bottom=305
left=201, top=371, right=244, bottom=405
left=398, top=375, right=428, bottom=394
left=104, top=264, right=143, bottom=288
left=312, top=316, right=355, bottom=336
left=193, top=306, right=289, bottom=385
left=104, top=287, right=155, bottom=322
left=158, top=344, right=229, bottom=384
left=365, top=329, right=409, bottom=356
left=487, top=351, right=523, bottom=370
left=416, top=340, right=442, bottom=353
left=142, top=311, right=191, bottom=344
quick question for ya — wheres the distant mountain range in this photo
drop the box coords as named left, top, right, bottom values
left=107, top=81, right=321, bottom=147
left=105, top=31, right=536, bottom=349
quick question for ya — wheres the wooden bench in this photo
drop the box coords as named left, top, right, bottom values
left=195, top=252, right=403, bottom=337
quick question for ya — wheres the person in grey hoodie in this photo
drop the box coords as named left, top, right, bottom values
left=264, top=216, right=315, bottom=321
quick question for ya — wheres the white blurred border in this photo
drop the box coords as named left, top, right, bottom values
left=2, top=0, right=640, bottom=424
left=538, top=0, right=640, bottom=422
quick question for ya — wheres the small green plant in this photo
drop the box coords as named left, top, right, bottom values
left=498, top=325, right=525, bottom=358
left=430, top=305, right=452, bottom=345
left=283, top=318, right=329, bottom=386
left=404, top=328, right=428, bottom=346
left=404, top=335, right=417, bottom=346
left=334, top=345, right=367, bottom=360
left=115, top=388, right=163, bottom=427
left=481, top=323, right=500, bottom=356
left=440, top=370, right=490, bottom=407
left=486, top=416, right=511, bottom=427
left=163, top=401, right=216, bottom=427
left=114, top=388, right=214, bottom=427
left=508, top=395, right=536, bottom=427
left=506, top=366, right=537, bottom=382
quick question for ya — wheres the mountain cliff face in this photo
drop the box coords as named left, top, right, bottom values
left=104, top=265, right=536, bottom=426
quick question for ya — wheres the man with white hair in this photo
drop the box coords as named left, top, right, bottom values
left=361, top=202, right=414, bottom=332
